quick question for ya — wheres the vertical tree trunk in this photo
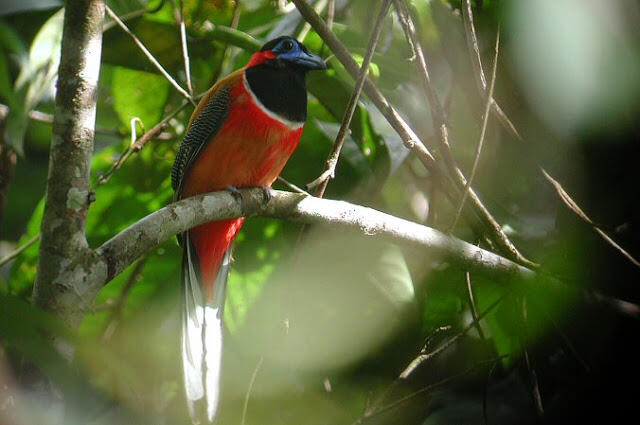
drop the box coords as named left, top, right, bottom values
left=33, top=0, right=107, bottom=331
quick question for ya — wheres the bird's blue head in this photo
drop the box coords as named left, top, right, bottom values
left=248, top=36, right=326, bottom=71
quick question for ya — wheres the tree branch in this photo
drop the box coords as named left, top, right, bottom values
left=33, top=0, right=107, bottom=328
left=96, top=189, right=534, bottom=285
left=290, top=0, right=439, bottom=175
left=93, top=189, right=638, bottom=320
left=308, top=0, right=392, bottom=196
left=393, top=0, right=535, bottom=268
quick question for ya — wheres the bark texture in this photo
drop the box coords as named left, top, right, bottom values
left=33, top=0, right=106, bottom=328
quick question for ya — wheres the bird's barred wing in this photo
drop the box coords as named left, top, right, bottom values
left=171, top=85, right=232, bottom=197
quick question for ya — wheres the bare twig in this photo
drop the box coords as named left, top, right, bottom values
left=451, top=28, right=500, bottom=230
left=399, top=295, right=504, bottom=379
left=240, top=356, right=264, bottom=425
left=465, top=271, right=486, bottom=339
left=353, top=356, right=508, bottom=425
left=175, top=0, right=193, bottom=95
left=101, top=257, right=148, bottom=340
left=483, top=358, right=500, bottom=425
left=105, top=6, right=195, bottom=105
left=0, top=234, right=41, bottom=267
left=327, top=0, right=335, bottom=30
left=290, top=0, right=439, bottom=175
left=461, top=0, right=487, bottom=93
left=102, top=0, right=167, bottom=32
left=97, top=100, right=190, bottom=186
left=393, top=0, right=535, bottom=268
left=459, top=0, right=638, bottom=268
left=209, top=0, right=243, bottom=84
left=276, top=176, right=311, bottom=196
left=461, top=0, right=521, bottom=142
left=541, top=169, right=640, bottom=268
left=521, top=298, right=544, bottom=416
left=298, top=0, right=328, bottom=42
left=307, top=0, right=392, bottom=197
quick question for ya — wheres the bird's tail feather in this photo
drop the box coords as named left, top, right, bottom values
left=182, top=235, right=232, bottom=424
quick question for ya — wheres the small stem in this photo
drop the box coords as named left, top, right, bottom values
left=97, top=100, right=189, bottom=186
left=105, top=6, right=195, bottom=105
left=0, top=234, right=41, bottom=267
left=399, top=295, right=504, bottom=379
left=310, top=0, right=392, bottom=198
left=176, top=0, right=194, bottom=95
left=450, top=28, right=500, bottom=230
left=240, top=356, right=263, bottom=425
left=465, top=271, right=486, bottom=340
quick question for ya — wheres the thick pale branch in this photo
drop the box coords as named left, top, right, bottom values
left=96, top=189, right=535, bottom=285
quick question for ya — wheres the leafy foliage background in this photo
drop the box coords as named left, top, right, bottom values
left=1, top=0, right=639, bottom=424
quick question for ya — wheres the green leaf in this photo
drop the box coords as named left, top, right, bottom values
left=111, top=65, right=170, bottom=129
left=5, top=8, right=63, bottom=155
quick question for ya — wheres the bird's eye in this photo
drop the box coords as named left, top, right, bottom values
left=282, top=40, right=295, bottom=51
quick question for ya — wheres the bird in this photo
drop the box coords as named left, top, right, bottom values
left=171, top=36, right=326, bottom=423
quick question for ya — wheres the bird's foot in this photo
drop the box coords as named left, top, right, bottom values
left=260, top=186, right=273, bottom=205
left=226, top=185, right=243, bottom=201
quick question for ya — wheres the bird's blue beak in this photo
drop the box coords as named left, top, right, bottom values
left=280, top=49, right=327, bottom=71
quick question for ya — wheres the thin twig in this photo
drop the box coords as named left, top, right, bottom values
left=0, top=234, right=41, bottom=267
left=364, top=324, right=453, bottom=413
left=240, top=356, right=264, bottom=425
left=298, top=0, right=328, bottom=42
left=465, top=271, right=486, bottom=340
left=101, top=257, right=148, bottom=340
left=327, top=0, right=335, bottom=30
left=105, top=6, right=195, bottom=105
left=450, top=28, right=500, bottom=230
left=460, top=0, right=520, bottom=141
left=102, top=0, right=167, bottom=32
left=461, top=0, right=487, bottom=93
left=353, top=356, right=508, bottom=425
left=209, top=0, right=243, bottom=84
left=176, top=0, right=193, bottom=95
left=483, top=358, right=500, bottom=425
left=541, top=169, right=640, bottom=268
left=307, top=0, right=392, bottom=197
left=399, top=295, right=504, bottom=379
left=393, top=0, right=535, bottom=268
left=290, top=0, right=439, bottom=176
left=276, top=176, right=311, bottom=196
left=97, top=100, right=190, bottom=186
left=521, top=297, right=544, bottom=417
left=458, top=0, right=638, bottom=269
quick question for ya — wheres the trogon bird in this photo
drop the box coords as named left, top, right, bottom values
left=171, top=36, right=325, bottom=423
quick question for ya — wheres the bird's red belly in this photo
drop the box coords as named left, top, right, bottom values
left=181, top=82, right=303, bottom=299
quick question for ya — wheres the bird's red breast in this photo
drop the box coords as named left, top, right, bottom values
left=180, top=69, right=303, bottom=298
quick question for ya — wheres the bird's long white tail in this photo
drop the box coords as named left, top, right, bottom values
left=181, top=236, right=231, bottom=424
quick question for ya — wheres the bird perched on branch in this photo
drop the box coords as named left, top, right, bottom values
left=171, top=36, right=325, bottom=423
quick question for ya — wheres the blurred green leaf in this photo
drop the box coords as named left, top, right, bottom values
left=7, top=198, right=44, bottom=295
left=0, top=0, right=62, bottom=16
left=4, top=8, right=62, bottom=156
left=111, top=65, right=170, bottom=129
left=0, top=294, right=81, bottom=392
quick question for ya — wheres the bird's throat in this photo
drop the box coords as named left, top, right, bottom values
left=245, top=64, right=308, bottom=124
